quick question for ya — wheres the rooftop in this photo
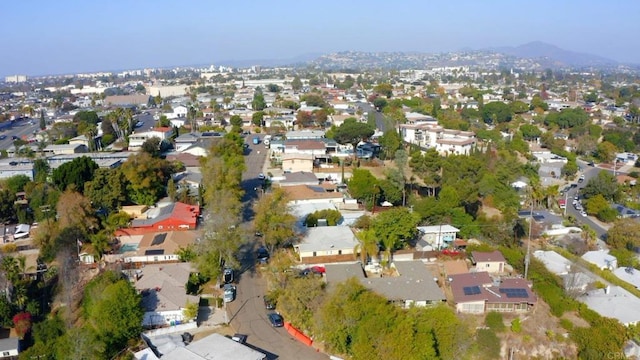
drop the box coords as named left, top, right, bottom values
left=471, top=250, right=506, bottom=263
left=296, top=226, right=358, bottom=253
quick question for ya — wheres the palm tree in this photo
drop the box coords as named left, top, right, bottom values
left=354, top=228, right=379, bottom=264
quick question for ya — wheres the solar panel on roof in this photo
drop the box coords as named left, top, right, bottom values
left=145, top=249, right=164, bottom=256
left=151, top=233, right=167, bottom=246
left=307, top=185, right=325, bottom=193
left=499, top=288, right=529, bottom=298
left=462, top=286, right=481, bottom=296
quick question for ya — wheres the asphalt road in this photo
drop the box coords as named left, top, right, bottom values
left=0, top=118, right=42, bottom=150
left=564, top=161, right=612, bottom=248
left=357, top=102, right=388, bottom=132
left=228, top=134, right=328, bottom=360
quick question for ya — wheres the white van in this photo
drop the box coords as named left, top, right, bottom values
left=263, top=135, right=272, bottom=147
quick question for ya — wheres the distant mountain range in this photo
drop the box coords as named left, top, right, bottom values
left=489, top=41, right=618, bottom=67
left=214, top=42, right=628, bottom=71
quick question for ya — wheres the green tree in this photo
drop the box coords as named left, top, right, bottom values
left=254, top=188, right=296, bottom=254
left=291, top=76, right=303, bottom=91
left=354, top=228, right=379, bottom=263
left=141, top=137, right=162, bottom=158
left=373, top=83, right=393, bottom=98
left=595, top=141, right=617, bottom=163
left=481, top=101, right=513, bottom=124
left=581, top=171, right=620, bottom=202
left=333, top=118, right=374, bottom=156
left=83, top=274, right=143, bottom=358
left=348, top=169, right=378, bottom=202
left=519, top=124, right=542, bottom=141
left=305, top=209, right=342, bottom=227
left=120, top=152, right=172, bottom=205
left=84, top=168, right=127, bottom=213
left=606, top=218, right=640, bottom=250
left=252, top=88, right=266, bottom=111
left=252, top=111, right=264, bottom=127
left=372, top=207, right=420, bottom=264
left=39, top=109, right=46, bottom=130
left=585, top=194, right=610, bottom=216
left=230, top=115, right=243, bottom=127
left=378, top=129, right=402, bottom=159
left=278, top=276, right=325, bottom=332
left=51, top=156, right=98, bottom=193
left=4, top=174, right=30, bottom=193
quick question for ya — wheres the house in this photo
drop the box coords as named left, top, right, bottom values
left=0, top=329, right=19, bottom=359
left=471, top=251, right=506, bottom=274
left=325, top=261, right=446, bottom=308
left=613, top=267, right=640, bottom=289
left=172, top=105, right=188, bottom=118
left=416, top=225, right=460, bottom=250
left=397, top=122, right=476, bottom=156
left=285, top=130, right=325, bottom=140
left=533, top=250, right=592, bottom=293
left=42, top=143, right=88, bottom=156
left=119, top=230, right=199, bottom=264
left=131, top=262, right=200, bottom=327
left=449, top=271, right=537, bottom=314
left=294, top=226, right=358, bottom=264
left=0, top=163, right=34, bottom=181
left=283, top=140, right=327, bottom=156
left=130, top=202, right=199, bottom=232
left=137, top=333, right=266, bottom=360
left=579, top=285, right=640, bottom=326
left=581, top=250, right=617, bottom=271
left=283, top=184, right=344, bottom=205
left=128, top=127, right=175, bottom=150
left=613, top=204, right=640, bottom=219
left=278, top=171, right=320, bottom=186
left=282, top=153, right=314, bottom=173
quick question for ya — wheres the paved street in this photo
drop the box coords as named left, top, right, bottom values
left=0, top=118, right=41, bottom=150
left=357, top=102, right=388, bottom=132
left=228, top=133, right=328, bottom=360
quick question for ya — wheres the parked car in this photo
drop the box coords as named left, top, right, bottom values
left=258, top=173, right=265, bottom=180
left=135, top=121, right=144, bottom=128
left=267, top=313, right=284, bottom=327
left=252, top=137, right=260, bottom=145
left=223, top=284, right=236, bottom=303
left=223, top=267, right=234, bottom=284
left=264, top=295, right=275, bottom=310
left=256, top=247, right=269, bottom=264
left=11, top=136, right=19, bottom=140
left=0, top=135, right=6, bottom=140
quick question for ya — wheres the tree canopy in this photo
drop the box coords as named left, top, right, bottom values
left=51, top=156, right=98, bottom=193
left=333, top=118, right=374, bottom=151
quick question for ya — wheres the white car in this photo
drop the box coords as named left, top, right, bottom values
left=258, top=173, right=265, bottom=180
left=580, top=211, right=587, bottom=217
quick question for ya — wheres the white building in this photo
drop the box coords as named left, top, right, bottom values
left=128, top=127, right=174, bottom=150
left=416, top=225, right=460, bottom=250
left=294, top=226, right=358, bottom=262
left=398, top=122, right=476, bottom=156
left=132, top=263, right=200, bottom=327
left=581, top=250, right=617, bottom=271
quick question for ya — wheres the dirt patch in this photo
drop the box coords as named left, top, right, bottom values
left=480, top=205, right=502, bottom=219
left=497, top=298, right=577, bottom=359
left=561, top=311, right=590, bottom=328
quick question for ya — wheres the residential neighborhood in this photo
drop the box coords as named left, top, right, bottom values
left=2, top=14, right=640, bottom=359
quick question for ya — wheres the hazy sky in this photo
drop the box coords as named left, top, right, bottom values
left=1, top=0, right=639, bottom=76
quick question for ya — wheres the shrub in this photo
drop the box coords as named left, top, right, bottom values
left=485, top=312, right=505, bottom=332
left=510, top=318, right=522, bottom=333
left=476, top=329, right=500, bottom=359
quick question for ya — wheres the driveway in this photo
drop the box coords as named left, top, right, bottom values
left=228, top=135, right=328, bottom=360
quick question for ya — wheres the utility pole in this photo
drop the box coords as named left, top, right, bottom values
left=525, top=196, right=533, bottom=280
